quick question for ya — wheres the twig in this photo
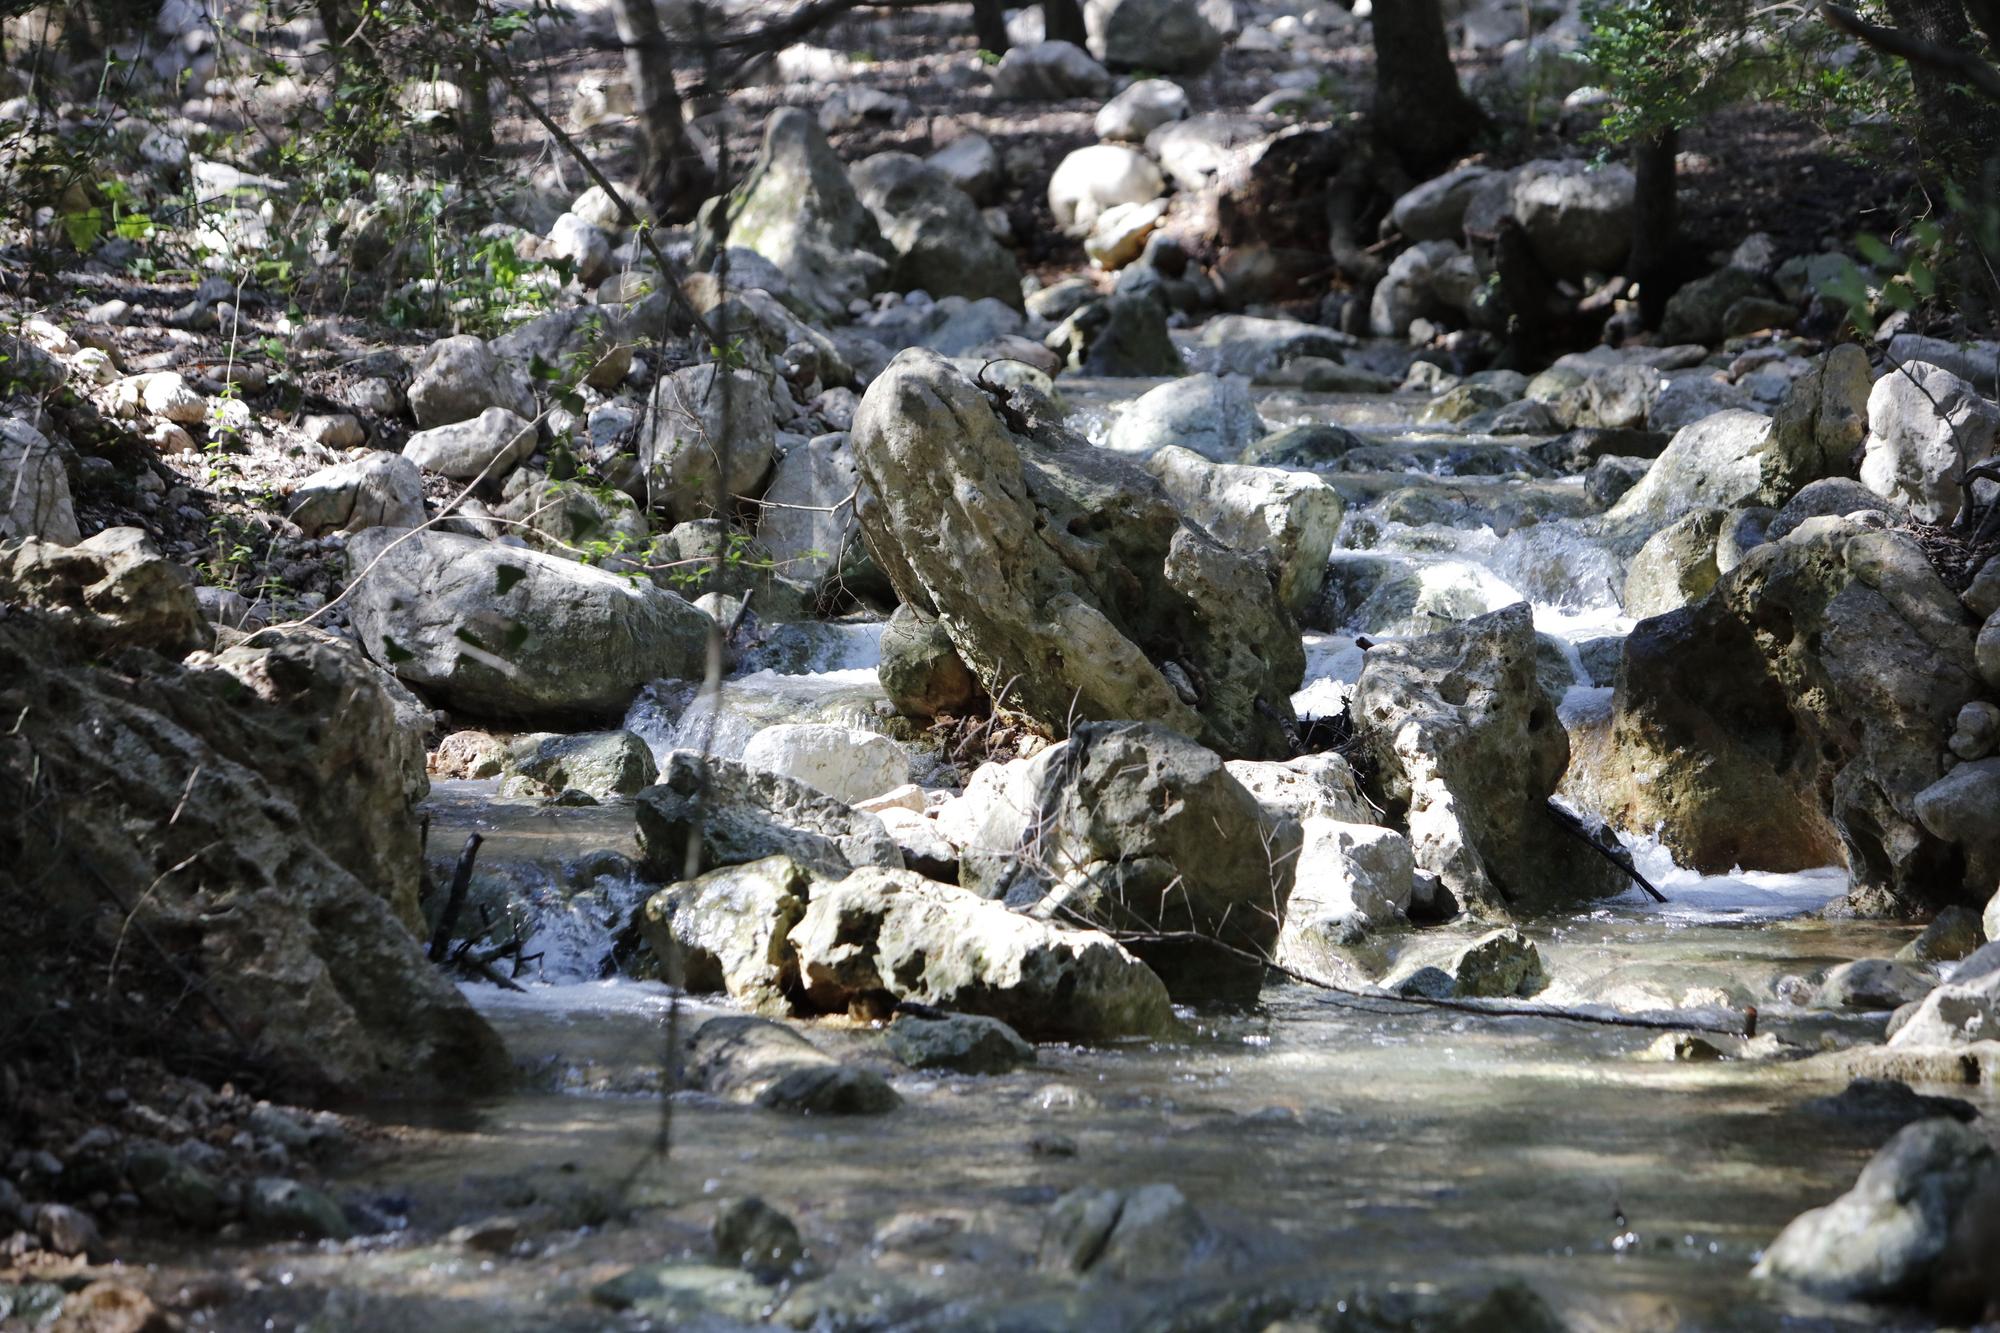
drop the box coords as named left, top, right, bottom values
left=1544, top=802, right=1668, bottom=903
left=426, top=832, right=484, bottom=962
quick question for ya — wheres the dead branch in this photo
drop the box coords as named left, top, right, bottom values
left=1821, top=3, right=2000, bottom=102
left=427, top=832, right=485, bottom=962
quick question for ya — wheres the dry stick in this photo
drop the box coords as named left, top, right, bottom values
left=1544, top=802, right=1668, bottom=904
left=427, top=832, right=485, bottom=963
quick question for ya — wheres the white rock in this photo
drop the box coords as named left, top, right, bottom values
left=548, top=212, right=612, bottom=286
left=1094, top=78, right=1189, bottom=143
left=1084, top=198, right=1167, bottom=270
left=1105, top=373, right=1262, bottom=461
left=1289, top=819, right=1416, bottom=927
left=1860, top=360, right=2000, bottom=524
left=1048, top=144, right=1164, bottom=236
left=571, top=182, right=651, bottom=233
left=740, top=722, right=912, bottom=804
left=402, top=407, right=537, bottom=480
left=140, top=372, right=206, bottom=424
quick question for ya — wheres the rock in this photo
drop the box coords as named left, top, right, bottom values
left=1242, top=423, right=1369, bottom=468
left=1370, top=240, right=1475, bottom=338
left=0, top=527, right=211, bottom=658
left=1602, top=518, right=1985, bottom=912
left=1277, top=821, right=1416, bottom=975
left=1965, top=554, right=2000, bottom=620
left=287, top=452, right=426, bottom=535
left=1948, top=700, right=2000, bottom=761
left=31, top=1203, right=99, bottom=1257
left=1146, top=113, right=1266, bottom=193
left=503, top=730, right=657, bottom=799
left=1144, top=446, right=1341, bottom=615
left=1984, top=609, right=2000, bottom=692
left=818, top=86, right=910, bottom=133
left=789, top=867, right=1175, bottom=1038
left=714, top=1196, right=815, bottom=1283
left=1183, top=314, right=1353, bottom=380
left=1042, top=1184, right=1217, bottom=1280
left=642, top=855, right=814, bottom=1013
left=1753, top=1118, right=1999, bottom=1301
left=494, top=468, right=649, bottom=558
left=0, top=418, right=79, bottom=544
left=1105, top=374, right=1262, bottom=461
left=1637, top=1032, right=1726, bottom=1062
left=852, top=350, right=1302, bottom=756
left=1084, top=199, right=1168, bottom=271
left=1600, top=410, right=1814, bottom=551
left=740, top=722, right=911, bottom=803
left=1884, top=334, right=2000, bottom=395
left=245, top=1177, right=350, bottom=1240
left=637, top=749, right=902, bottom=882
left=1860, top=360, right=2000, bottom=524
left=1508, top=159, right=1635, bottom=279
left=592, top=1261, right=774, bottom=1321
left=408, top=334, right=534, bottom=428
left=1890, top=942, right=2000, bottom=1048
left=886, top=1012, right=1036, bottom=1074
left=1800, top=1078, right=1979, bottom=1128
left=403, top=406, right=536, bottom=480
left=698, top=108, right=891, bottom=321
left=927, top=133, right=1001, bottom=203
left=751, top=432, right=864, bottom=588
left=687, top=1015, right=901, bottom=1114
left=1389, top=165, right=1496, bottom=242
left=1387, top=929, right=1549, bottom=999
left=642, top=362, right=777, bottom=527
left=852, top=153, right=1023, bottom=308
left=1045, top=291, right=1184, bottom=375
left=345, top=528, right=710, bottom=725
left=878, top=603, right=983, bottom=718
left=1898, top=906, right=1985, bottom=964
left=992, top=40, right=1114, bottom=100
left=1225, top=752, right=1373, bottom=825
left=1646, top=373, right=1756, bottom=434
left=1912, top=758, right=2000, bottom=890
left=1622, top=507, right=1725, bottom=618
left=1095, top=78, right=1189, bottom=142
left=1766, top=476, right=1901, bottom=541
left=1659, top=266, right=1770, bottom=346
left=1048, top=144, right=1164, bottom=236
left=1814, top=958, right=1936, bottom=1011
left=1085, top=0, right=1226, bottom=73
left=1001, top=722, right=1300, bottom=995
left=547, top=212, right=611, bottom=285
left=1027, top=277, right=1101, bottom=324
left=1354, top=603, right=1625, bottom=916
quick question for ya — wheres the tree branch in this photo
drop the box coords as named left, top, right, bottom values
left=1821, top=3, right=2000, bottom=102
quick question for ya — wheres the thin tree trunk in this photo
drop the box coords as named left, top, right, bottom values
left=973, top=0, right=1008, bottom=53
left=1629, top=127, right=1678, bottom=329
left=1370, top=0, right=1483, bottom=175
left=447, top=0, right=494, bottom=162
left=614, top=0, right=716, bottom=223
left=1043, top=0, right=1086, bottom=47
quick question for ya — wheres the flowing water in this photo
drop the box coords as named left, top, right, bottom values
left=145, top=374, right=1996, bottom=1331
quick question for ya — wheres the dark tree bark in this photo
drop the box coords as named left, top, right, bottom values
left=1044, top=0, right=1087, bottom=47
left=615, top=0, right=717, bottom=223
left=1370, top=0, right=1484, bottom=175
left=446, top=0, right=494, bottom=162
left=973, top=0, right=1008, bottom=52
left=1629, top=127, right=1678, bottom=330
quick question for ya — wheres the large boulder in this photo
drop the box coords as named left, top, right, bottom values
left=345, top=528, right=711, bottom=725
left=642, top=363, right=778, bottom=526
left=1104, top=374, right=1263, bottom=461
left=635, top=750, right=903, bottom=880
left=1621, top=507, right=1725, bottom=618
left=1599, top=409, right=1816, bottom=554
left=1389, top=165, right=1496, bottom=243
left=740, top=722, right=910, bottom=803
left=1353, top=603, right=1626, bottom=917
left=1003, top=722, right=1302, bottom=994
left=408, top=334, right=534, bottom=428
left=287, top=452, right=426, bottom=536
left=501, top=729, right=657, bottom=800
left=851, top=350, right=1303, bottom=758
left=0, top=528, right=211, bottom=658
left=850, top=153, right=1024, bottom=309
left=1771, top=344, right=1873, bottom=482
left=1600, top=517, right=1986, bottom=913
left=0, top=608, right=507, bottom=1097
left=1509, top=160, right=1636, bottom=280
left=0, top=418, right=79, bottom=545
left=1144, top=446, right=1342, bottom=615
left=992, top=40, right=1114, bottom=100
left=641, top=855, right=814, bottom=1015
left=788, top=866, right=1175, bottom=1039
left=696, top=108, right=892, bottom=320
left=1860, top=360, right=2000, bottom=524
left=1889, top=942, right=2000, bottom=1049
left=1045, top=291, right=1184, bottom=376
left=755, top=431, right=863, bottom=587
left=1753, top=1118, right=1999, bottom=1302
left=1084, top=0, right=1226, bottom=73
left=403, top=407, right=537, bottom=481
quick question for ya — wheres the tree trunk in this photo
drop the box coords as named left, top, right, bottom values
left=1370, top=0, right=1483, bottom=175
left=1629, top=127, right=1678, bottom=329
left=446, top=0, right=494, bottom=163
left=974, top=0, right=1009, bottom=53
left=614, top=0, right=716, bottom=224
left=1044, top=0, right=1087, bottom=47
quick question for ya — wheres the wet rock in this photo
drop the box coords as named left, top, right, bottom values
left=1094, top=77, right=1189, bottom=143
left=0, top=418, right=79, bottom=544
left=642, top=362, right=778, bottom=527
left=502, top=730, right=656, bottom=800
left=1622, top=507, right=1725, bottom=618
left=1041, top=1183, right=1218, bottom=1279
left=408, top=334, right=534, bottom=428
left=244, top=1177, right=350, bottom=1240
left=789, top=866, right=1174, bottom=1038
left=853, top=153, right=1023, bottom=308
left=1048, top=144, right=1164, bottom=236
left=698, top=108, right=891, bottom=320
left=287, top=452, right=425, bottom=535
left=1861, top=360, right=2000, bottom=524
left=878, top=603, right=983, bottom=719
left=715, top=1195, right=816, bottom=1283
left=1242, top=423, right=1370, bottom=468
left=1045, top=291, right=1184, bottom=375
left=690, top=1014, right=901, bottom=1113
left=642, top=855, right=812, bottom=1013
left=636, top=750, right=902, bottom=881
left=992, top=40, right=1114, bottom=100
left=1889, top=942, right=2000, bottom=1048
left=1387, top=928, right=1549, bottom=999
left=1799, top=1078, right=1978, bottom=1128
left=1753, top=1117, right=1999, bottom=1301
left=1814, top=958, right=1935, bottom=1011
left=1354, top=603, right=1624, bottom=916
left=125, top=1144, right=228, bottom=1227
left=851, top=350, right=1302, bottom=757
left=591, top=1261, right=775, bottom=1320
left=1603, top=517, right=1984, bottom=911
left=403, top=406, right=536, bottom=480
left=1637, top=1032, right=1726, bottom=1062
left=0, top=527, right=210, bottom=658
left=1509, top=159, right=1635, bottom=279
left=1105, top=374, right=1263, bottom=461
left=1145, top=446, right=1341, bottom=615
left=1085, top=0, right=1226, bottom=73
left=346, top=528, right=710, bottom=725
left=1899, top=907, right=1986, bottom=964
left=886, top=1012, right=1037, bottom=1074
left=740, top=722, right=910, bottom=803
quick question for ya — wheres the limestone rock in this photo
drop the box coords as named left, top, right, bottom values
left=1048, top=144, right=1164, bottom=236
left=1860, top=360, right=2000, bottom=524
left=1045, top=291, right=1184, bottom=376
left=1084, top=0, right=1226, bottom=73
left=1508, top=159, right=1635, bottom=280
left=687, top=1015, right=900, bottom=1114
left=852, top=152, right=1023, bottom=308
left=740, top=722, right=911, bottom=803
left=635, top=750, right=903, bottom=880
left=403, top=406, right=536, bottom=480
left=877, top=602, right=983, bottom=718
left=642, top=363, right=778, bottom=526
left=503, top=729, right=657, bottom=799
left=1105, top=374, right=1263, bottom=461
left=0, top=418, right=79, bottom=545
left=1094, top=78, right=1189, bottom=143
left=1144, top=445, right=1342, bottom=615
left=1622, top=507, right=1725, bottom=618
left=641, top=855, right=814, bottom=1014
left=886, top=1012, right=1036, bottom=1074
left=0, top=527, right=210, bottom=658
left=288, top=452, right=426, bottom=535
left=408, top=334, right=534, bottom=428
left=992, top=40, right=1114, bottom=100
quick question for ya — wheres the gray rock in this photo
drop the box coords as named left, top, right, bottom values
left=1659, top=266, right=1770, bottom=346
left=851, top=350, right=1302, bottom=756
left=1105, top=373, right=1263, bottom=461
left=408, top=334, right=534, bottom=428
left=288, top=452, right=426, bottom=535
left=642, top=855, right=814, bottom=1013
left=1647, top=374, right=1756, bottom=434
left=993, top=40, right=1114, bottom=100
left=1355, top=603, right=1625, bottom=916
left=403, top=406, right=536, bottom=480
left=1046, top=291, right=1183, bottom=375
left=1799, top=1078, right=1978, bottom=1128
left=740, top=721, right=910, bottom=803
left=0, top=418, right=79, bottom=545
left=1753, top=1118, right=1998, bottom=1300
left=1387, top=928, right=1549, bottom=999
left=1913, top=757, right=2000, bottom=891
left=1185, top=314, right=1353, bottom=379
left=1601, top=410, right=1812, bottom=553
left=636, top=750, right=903, bottom=881
left=642, top=363, right=778, bottom=527
left=1890, top=941, right=2000, bottom=1048
left=927, top=133, right=1002, bottom=203
left=878, top=602, right=983, bottom=718
left=1085, top=0, right=1226, bottom=73
left=886, top=1012, right=1036, bottom=1074
left=1767, top=476, right=1899, bottom=541
left=1041, top=1184, right=1217, bottom=1280
left=687, top=1015, right=901, bottom=1114
left=1813, top=958, right=1935, bottom=1011
left=0, top=527, right=210, bottom=659
left=503, top=729, right=657, bottom=799
left=245, top=1178, right=350, bottom=1240
left=1094, top=78, right=1189, bottom=143
left=1623, top=507, right=1725, bottom=618
left=1389, top=165, right=1496, bottom=243
left=1509, top=159, right=1635, bottom=279
left=1145, top=112, right=1267, bottom=193
left=1145, top=445, right=1342, bottom=614
left=1948, top=700, right=2000, bottom=761
left=1861, top=360, right=2000, bottom=524
left=345, top=528, right=710, bottom=725
left=714, top=1196, right=816, bottom=1283
left=1898, top=906, right=1985, bottom=964
left=1884, top=334, right=2000, bottom=396
left=852, top=153, right=1023, bottom=308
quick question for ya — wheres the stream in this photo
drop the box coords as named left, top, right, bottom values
left=139, top=370, right=1995, bottom=1332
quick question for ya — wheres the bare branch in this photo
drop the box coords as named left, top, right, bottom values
left=1821, top=3, right=2000, bottom=102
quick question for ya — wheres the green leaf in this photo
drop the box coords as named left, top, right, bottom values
left=1853, top=233, right=1897, bottom=270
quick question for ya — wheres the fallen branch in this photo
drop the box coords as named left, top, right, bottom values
left=1545, top=801, right=1668, bottom=904
left=427, top=832, right=484, bottom=963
